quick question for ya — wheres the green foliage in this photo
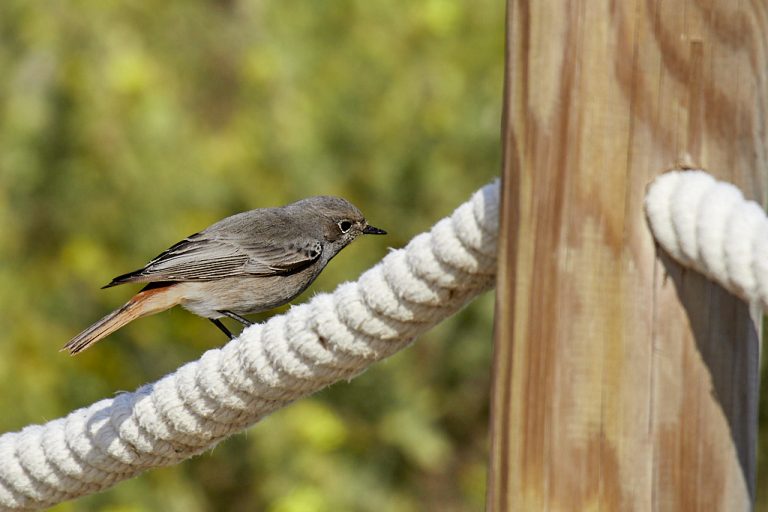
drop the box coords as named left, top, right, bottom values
left=0, top=0, right=501, bottom=510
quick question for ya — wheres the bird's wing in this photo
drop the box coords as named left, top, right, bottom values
left=104, top=233, right=323, bottom=287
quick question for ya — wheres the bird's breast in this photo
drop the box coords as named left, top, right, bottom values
left=174, top=265, right=325, bottom=318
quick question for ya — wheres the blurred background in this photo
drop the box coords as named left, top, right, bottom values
left=0, top=0, right=502, bottom=510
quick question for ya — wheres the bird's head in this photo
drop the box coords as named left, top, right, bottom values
left=296, top=196, right=387, bottom=248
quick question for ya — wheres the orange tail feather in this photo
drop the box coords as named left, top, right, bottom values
left=63, top=287, right=181, bottom=355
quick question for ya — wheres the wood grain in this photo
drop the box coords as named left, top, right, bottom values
left=488, top=1, right=768, bottom=510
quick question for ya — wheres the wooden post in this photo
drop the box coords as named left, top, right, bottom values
left=488, top=1, right=767, bottom=510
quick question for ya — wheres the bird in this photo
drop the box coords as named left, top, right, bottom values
left=63, top=196, right=386, bottom=354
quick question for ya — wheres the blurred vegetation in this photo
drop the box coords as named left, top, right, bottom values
left=0, top=0, right=501, bottom=510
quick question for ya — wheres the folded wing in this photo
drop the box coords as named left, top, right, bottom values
left=104, top=232, right=323, bottom=287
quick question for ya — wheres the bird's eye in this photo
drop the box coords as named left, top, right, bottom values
left=338, top=220, right=353, bottom=233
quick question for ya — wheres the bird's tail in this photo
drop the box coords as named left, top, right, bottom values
left=63, top=286, right=182, bottom=355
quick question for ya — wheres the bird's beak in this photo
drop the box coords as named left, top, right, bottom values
left=362, top=224, right=387, bottom=235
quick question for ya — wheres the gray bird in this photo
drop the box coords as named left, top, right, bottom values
left=64, top=196, right=386, bottom=354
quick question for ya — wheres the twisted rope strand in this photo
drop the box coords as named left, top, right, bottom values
left=0, top=181, right=500, bottom=511
left=645, top=170, right=768, bottom=309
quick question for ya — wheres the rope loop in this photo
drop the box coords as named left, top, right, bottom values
left=645, top=169, right=768, bottom=309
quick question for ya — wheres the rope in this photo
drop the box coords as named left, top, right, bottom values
left=645, top=169, right=768, bottom=310
left=0, top=181, right=500, bottom=511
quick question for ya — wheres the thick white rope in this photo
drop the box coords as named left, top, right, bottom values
left=645, top=169, right=768, bottom=310
left=0, top=181, right=500, bottom=511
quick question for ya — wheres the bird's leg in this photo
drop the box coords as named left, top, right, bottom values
left=218, top=310, right=253, bottom=326
left=210, top=318, right=234, bottom=339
